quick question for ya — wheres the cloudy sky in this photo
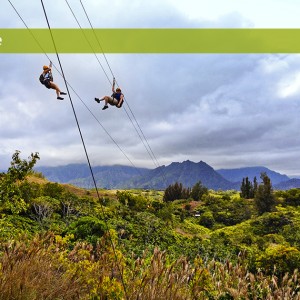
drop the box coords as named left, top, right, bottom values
left=1, top=0, right=300, bottom=177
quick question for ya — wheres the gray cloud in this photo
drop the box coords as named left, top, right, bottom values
left=1, top=1, right=300, bottom=177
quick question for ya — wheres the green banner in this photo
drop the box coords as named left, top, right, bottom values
left=1, top=28, right=300, bottom=53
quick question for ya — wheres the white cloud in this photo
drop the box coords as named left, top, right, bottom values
left=278, top=72, right=300, bottom=98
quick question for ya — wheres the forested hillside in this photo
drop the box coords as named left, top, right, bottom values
left=1, top=151, right=300, bottom=299
left=35, top=161, right=300, bottom=191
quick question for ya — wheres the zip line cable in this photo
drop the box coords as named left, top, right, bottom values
left=78, top=0, right=163, bottom=169
left=6, top=1, right=167, bottom=294
left=8, top=0, right=168, bottom=191
left=125, top=99, right=162, bottom=168
left=40, top=1, right=128, bottom=297
left=64, top=0, right=111, bottom=84
left=65, top=0, right=161, bottom=170
left=79, top=0, right=162, bottom=172
left=7, top=0, right=143, bottom=177
left=79, top=0, right=115, bottom=80
left=13, top=0, right=161, bottom=175
left=78, top=1, right=170, bottom=185
left=9, top=0, right=166, bottom=187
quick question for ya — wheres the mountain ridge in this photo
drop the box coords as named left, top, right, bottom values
left=34, top=160, right=300, bottom=190
left=118, top=160, right=235, bottom=190
left=216, top=166, right=290, bottom=185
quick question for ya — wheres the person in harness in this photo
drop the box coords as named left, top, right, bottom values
left=94, top=77, right=124, bottom=110
left=39, top=62, right=67, bottom=100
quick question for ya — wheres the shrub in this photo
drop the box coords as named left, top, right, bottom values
left=67, top=216, right=106, bottom=244
left=199, top=211, right=215, bottom=228
left=257, top=244, right=300, bottom=277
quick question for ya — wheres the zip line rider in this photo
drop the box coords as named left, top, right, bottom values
left=94, top=77, right=124, bottom=110
left=39, top=62, right=67, bottom=100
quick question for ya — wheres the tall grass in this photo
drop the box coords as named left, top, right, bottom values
left=0, top=235, right=83, bottom=300
left=1, top=234, right=300, bottom=299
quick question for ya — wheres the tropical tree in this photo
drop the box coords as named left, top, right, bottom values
left=254, top=172, right=275, bottom=215
left=240, top=176, right=256, bottom=199
left=163, top=182, right=190, bottom=202
left=190, top=181, right=208, bottom=201
left=0, top=150, right=40, bottom=214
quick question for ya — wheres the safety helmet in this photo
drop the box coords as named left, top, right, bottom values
left=43, top=65, right=49, bottom=70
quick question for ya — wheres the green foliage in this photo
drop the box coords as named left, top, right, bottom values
left=3, top=195, right=28, bottom=215
left=190, top=181, right=208, bottom=201
left=116, top=191, right=148, bottom=211
left=257, top=244, right=300, bottom=277
left=163, top=182, right=190, bottom=202
left=199, top=211, right=215, bottom=228
left=3, top=151, right=300, bottom=298
left=157, top=203, right=174, bottom=224
left=151, top=199, right=165, bottom=212
left=6, top=150, right=40, bottom=181
left=255, top=172, right=276, bottom=214
left=0, top=151, right=40, bottom=214
left=163, top=181, right=209, bottom=202
left=240, top=176, right=257, bottom=199
left=179, top=219, right=210, bottom=236
left=0, top=215, right=39, bottom=241
left=251, top=211, right=292, bottom=236
left=19, top=181, right=42, bottom=203
left=275, top=188, right=300, bottom=206
left=67, top=216, right=106, bottom=244
left=201, top=193, right=252, bottom=226
left=43, top=182, right=64, bottom=199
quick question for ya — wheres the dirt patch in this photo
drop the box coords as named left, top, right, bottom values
left=182, top=200, right=201, bottom=211
left=175, top=227, right=193, bottom=237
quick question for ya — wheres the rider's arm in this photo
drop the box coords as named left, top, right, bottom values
left=111, top=77, right=116, bottom=93
left=48, top=62, right=53, bottom=80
